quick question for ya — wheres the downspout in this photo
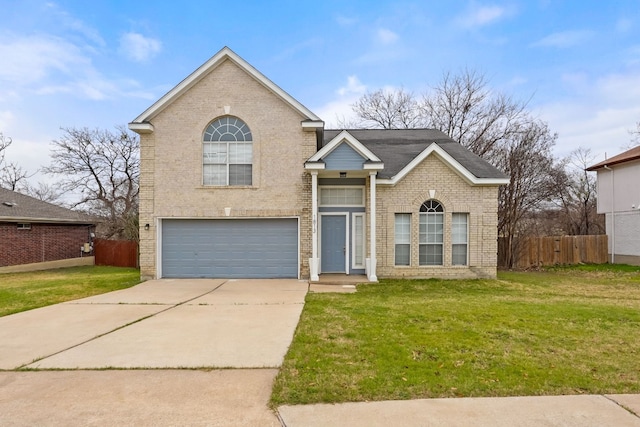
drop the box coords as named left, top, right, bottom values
left=603, top=165, right=615, bottom=263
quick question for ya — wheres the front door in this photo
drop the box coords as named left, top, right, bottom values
left=321, top=215, right=347, bottom=273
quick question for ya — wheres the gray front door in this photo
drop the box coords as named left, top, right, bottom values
left=321, top=215, right=347, bottom=273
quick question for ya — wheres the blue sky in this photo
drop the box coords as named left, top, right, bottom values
left=2, top=0, right=640, bottom=185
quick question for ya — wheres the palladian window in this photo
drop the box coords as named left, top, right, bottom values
left=203, top=116, right=252, bottom=186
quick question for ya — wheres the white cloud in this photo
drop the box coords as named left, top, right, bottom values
left=119, top=32, right=162, bottom=63
left=314, top=75, right=368, bottom=127
left=44, top=2, right=106, bottom=48
left=376, top=28, right=399, bottom=45
left=456, top=5, right=507, bottom=28
left=0, top=111, right=15, bottom=135
left=337, top=75, right=366, bottom=96
left=0, top=34, right=88, bottom=86
left=538, top=71, right=640, bottom=161
left=532, top=30, right=594, bottom=48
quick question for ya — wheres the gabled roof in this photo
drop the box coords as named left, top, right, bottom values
left=322, top=129, right=509, bottom=185
left=586, top=145, right=640, bottom=171
left=305, top=130, right=384, bottom=170
left=129, top=46, right=322, bottom=132
left=0, top=188, right=94, bottom=224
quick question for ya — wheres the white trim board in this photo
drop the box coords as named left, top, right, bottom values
left=130, top=47, right=321, bottom=128
left=377, top=143, right=510, bottom=186
left=307, top=130, right=383, bottom=164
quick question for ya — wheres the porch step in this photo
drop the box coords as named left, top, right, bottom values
left=309, top=275, right=368, bottom=292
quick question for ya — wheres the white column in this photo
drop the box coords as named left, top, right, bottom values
left=368, top=171, right=378, bottom=281
left=310, top=171, right=319, bottom=281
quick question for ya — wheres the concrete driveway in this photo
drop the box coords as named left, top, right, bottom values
left=0, top=278, right=307, bottom=370
left=0, top=278, right=307, bottom=426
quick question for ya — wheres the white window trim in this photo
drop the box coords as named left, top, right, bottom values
left=452, top=213, right=469, bottom=266
left=318, top=186, right=365, bottom=207
left=203, top=140, right=253, bottom=186
left=394, top=213, right=411, bottom=266
left=351, top=213, right=366, bottom=269
left=419, top=211, right=445, bottom=266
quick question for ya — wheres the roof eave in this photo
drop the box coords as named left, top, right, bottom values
left=0, top=217, right=96, bottom=224
left=130, top=46, right=322, bottom=125
left=378, top=142, right=509, bottom=186
left=128, top=122, right=154, bottom=134
left=586, top=155, right=640, bottom=171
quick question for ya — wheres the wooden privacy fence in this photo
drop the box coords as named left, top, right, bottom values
left=94, top=239, right=139, bottom=268
left=501, top=235, right=608, bottom=269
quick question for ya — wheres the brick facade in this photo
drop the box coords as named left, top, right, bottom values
left=374, top=155, right=499, bottom=279
left=135, top=50, right=502, bottom=281
left=0, top=222, right=93, bottom=267
left=138, top=59, right=316, bottom=280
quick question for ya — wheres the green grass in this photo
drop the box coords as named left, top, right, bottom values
left=0, top=266, right=140, bottom=317
left=271, top=264, right=640, bottom=406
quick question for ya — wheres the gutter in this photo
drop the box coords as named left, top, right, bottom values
left=0, top=217, right=96, bottom=225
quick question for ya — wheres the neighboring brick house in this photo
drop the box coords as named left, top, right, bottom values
left=0, top=188, right=95, bottom=267
left=129, top=47, right=508, bottom=281
left=587, top=145, right=640, bottom=265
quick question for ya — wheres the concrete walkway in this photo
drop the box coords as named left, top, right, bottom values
left=278, top=394, right=640, bottom=426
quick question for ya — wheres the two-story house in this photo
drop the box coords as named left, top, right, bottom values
left=129, top=47, right=509, bottom=281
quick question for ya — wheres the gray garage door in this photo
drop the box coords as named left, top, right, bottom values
left=161, top=218, right=298, bottom=278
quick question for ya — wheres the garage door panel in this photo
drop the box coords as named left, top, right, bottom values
left=162, top=219, right=298, bottom=278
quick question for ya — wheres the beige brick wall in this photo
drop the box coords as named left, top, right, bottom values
left=374, top=155, right=500, bottom=279
left=139, top=59, right=316, bottom=279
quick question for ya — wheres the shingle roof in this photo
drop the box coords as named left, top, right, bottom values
left=0, top=187, right=95, bottom=224
left=323, top=129, right=507, bottom=180
left=586, top=145, right=640, bottom=171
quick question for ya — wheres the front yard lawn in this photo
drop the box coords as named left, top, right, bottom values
left=0, top=266, right=140, bottom=317
left=272, top=264, right=640, bottom=406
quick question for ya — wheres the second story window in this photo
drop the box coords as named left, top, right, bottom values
left=203, top=116, right=252, bottom=186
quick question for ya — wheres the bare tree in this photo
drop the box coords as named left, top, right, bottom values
left=43, top=126, right=140, bottom=240
left=628, top=120, right=640, bottom=148
left=494, top=120, right=563, bottom=268
left=348, top=70, right=567, bottom=268
left=0, top=133, right=34, bottom=191
left=21, top=181, right=64, bottom=204
left=351, top=88, right=423, bottom=129
left=0, top=132, right=11, bottom=165
left=555, top=148, right=604, bottom=235
left=421, top=69, right=528, bottom=158
left=0, top=162, right=34, bottom=191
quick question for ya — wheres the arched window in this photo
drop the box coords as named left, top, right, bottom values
left=419, top=200, right=444, bottom=265
left=203, top=116, right=252, bottom=186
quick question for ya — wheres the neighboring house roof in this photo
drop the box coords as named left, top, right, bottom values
left=586, top=145, right=640, bottom=171
left=129, top=46, right=322, bottom=133
left=0, top=188, right=95, bottom=224
left=321, top=129, right=509, bottom=184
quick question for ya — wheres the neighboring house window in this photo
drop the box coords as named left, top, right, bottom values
left=17, top=223, right=31, bottom=230
left=452, top=213, right=468, bottom=266
left=419, top=200, right=444, bottom=266
left=203, top=116, right=252, bottom=186
left=395, top=213, right=411, bottom=266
